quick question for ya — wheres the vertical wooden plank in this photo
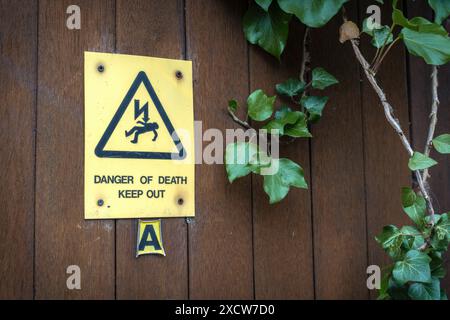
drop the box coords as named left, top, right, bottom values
left=359, top=1, right=412, bottom=299
left=407, top=1, right=450, bottom=292
left=250, top=23, right=314, bottom=299
left=185, top=0, right=253, bottom=299
left=310, top=3, right=368, bottom=299
left=115, top=0, right=188, bottom=299
left=0, top=0, right=37, bottom=299
left=35, top=0, right=115, bottom=299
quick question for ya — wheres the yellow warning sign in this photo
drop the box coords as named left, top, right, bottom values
left=136, top=219, right=165, bottom=257
left=84, top=52, right=195, bottom=219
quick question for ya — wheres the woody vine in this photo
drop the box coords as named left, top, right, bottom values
left=224, top=0, right=450, bottom=300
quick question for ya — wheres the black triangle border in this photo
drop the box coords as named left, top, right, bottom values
left=95, top=71, right=186, bottom=160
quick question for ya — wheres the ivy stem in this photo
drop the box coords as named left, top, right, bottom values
left=372, top=23, right=396, bottom=69
left=349, top=39, right=436, bottom=225
left=422, top=66, right=440, bottom=184
left=227, top=107, right=253, bottom=130
left=372, top=37, right=401, bottom=73
left=299, top=27, right=310, bottom=84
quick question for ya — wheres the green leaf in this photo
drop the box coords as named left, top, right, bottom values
left=301, top=95, right=328, bottom=122
left=376, top=225, right=404, bottom=259
left=275, top=78, right=306, bottom=97
left=372, top=26, right=394, bottom=48
left=408, top=278, right=441, bottom=300
left=433, top=134, right=450, bottom=154
left=392, top=250, right=432, bottom=285
left=225, top=142, right=259, bottom=183
left=408, top=17, right=448, bottom=36
left=277, top=0, right=348, bottom=28
left=247, top=89, right=275, bottom=121
left=263, top=158, right=307, bottom=204
left=311, top=67, right=339, bottom=90
left=228, top=99, right=238, bottom=113
left=378, top=265, right=394, bottom=300
left=387, top=277, right=410, bottom=300
left=434, top=213, right=450, bottom=242
left=401, top=187, right=416, bottom=208
left=430, top=252, right=446, bottom=278
left=400, top=28, right=450, bottom=65
left=401, top=187, right=426, bottom=227
left=408, top=151, right=438, bottom=171
left=393, top=7, right=416, bottom=29
left=428, top=0, right=450, bottom=24
left=262, top=106, right=301, bottom=135
left=284, top=112, right=312, bottom=138
left=243, top=1, right=291, bottom=59
left=401, top=226, right=425, bottom=251
left=255, top=0, right=272, bottom=12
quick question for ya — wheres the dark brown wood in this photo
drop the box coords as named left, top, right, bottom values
left=35, top=0, right=115, bottom=299
left=359, top=0, right=412, bottom=299
left=310, top=3, right=369, bottom=299
left=250, top=23, right=314, bottom=299
left=0, top=0, right=37, bottom=299
left=185, top=0, right=254, bottom=299
left=115, top=0, right=188, bottom=299
left=407, top=1, right=450, bottom=292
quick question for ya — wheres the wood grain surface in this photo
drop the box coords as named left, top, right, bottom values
left=0, top=0, right=448, bottom=299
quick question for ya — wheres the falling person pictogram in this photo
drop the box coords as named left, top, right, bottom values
left=125, top=99, right=159, bottom=144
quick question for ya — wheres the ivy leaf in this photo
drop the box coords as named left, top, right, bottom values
left=362, top=18, right=382, bottom=35
left=401, top=187, right=426, bottom=227
left=255, top=0, right=273, bottom=12
left=400, top=28, right=450, bottom=65
left=392, top=250, right=432, bottom=285
left=388, top=278, right=410, bottom=300
left=376, top=225, right=404, bottom=259
left=278, top=0, right=349, bottom=28
left=408, top=278, right=441, bottom=300
left=434, top=213, right=450, bottom=241
left=263, top=158, right=307, bottom=204
left=262, top=106, right=301, bottom=135
left=247, top=89, right=275, bottom=121
left=428, top=0, right=450, bottom=24
left=372, top=26, right=394, bottom=48
left=408, top=17, right=448, bottom=36
left=301, top=95, right=328, bottom=122
left=276, top=78, right=306, bottom=97
left=284, top=112, right=312, bottom=138
left=430, top=252, right=446, bottom=279
left=225, top=142, right=259, bottom=183
left=401, top=226, right=425, bottom=250
left=401, top=187, right=416, bottom=208
left=311, top=67, right=339, bottom=90
left=243, top=1, right=291, bottom=59
left=392, top=7, right=416, bottom=29
left=228, top=99, right=238, bottom=113
left=408, top=151, right=438, bottom=171
left=378, top=265, right=393, bottom=300
left=433, top=134, right=450, bottom=154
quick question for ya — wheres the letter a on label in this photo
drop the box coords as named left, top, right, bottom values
left=136, top=219, right=165, bottom=257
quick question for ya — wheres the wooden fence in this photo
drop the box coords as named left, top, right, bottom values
left=0, top=0, right=448, bottom=299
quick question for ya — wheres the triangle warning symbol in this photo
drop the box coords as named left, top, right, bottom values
left=95, top=71, right=186, bottom=160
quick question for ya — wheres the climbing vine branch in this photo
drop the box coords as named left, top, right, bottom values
left=349, top=39, right=436, bottom=223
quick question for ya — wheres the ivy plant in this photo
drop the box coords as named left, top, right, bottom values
left=226, top=67, right=338, bottom=204
left=224, top=0, right=450, bottom=300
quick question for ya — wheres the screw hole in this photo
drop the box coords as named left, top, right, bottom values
left=97, top=199, right=104, bottom=207
left=177, top=198, right=184, bottom=205
left=175, top=70, right=183, bottom=79
left=97, top=64, right=105, bottom=73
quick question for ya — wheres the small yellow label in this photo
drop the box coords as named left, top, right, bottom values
left=136, top=219, right=165, bottom=257
left=84, top=52, right=195, bottom=219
